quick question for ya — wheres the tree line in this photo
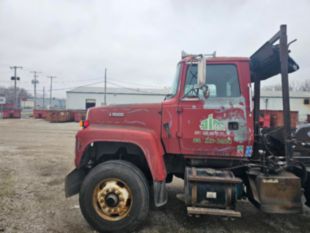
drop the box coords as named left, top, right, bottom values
left=0, top=86, right=31, bottom=105
left=263, top=80, right=310, bottom=92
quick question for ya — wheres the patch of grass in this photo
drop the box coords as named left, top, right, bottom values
left=0, top=172, right=15, bottom=197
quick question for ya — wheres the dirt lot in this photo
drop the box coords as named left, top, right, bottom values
left=1, top=119, right=310, bottom=233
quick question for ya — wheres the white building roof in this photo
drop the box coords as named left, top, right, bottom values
left=67, top=86, right=169, bottom=95
left=67, top=87, right=310, bottom=98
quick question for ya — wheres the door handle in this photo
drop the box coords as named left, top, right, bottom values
left=228, top=122, right=239, bottom=130
left=163, top=123, right=172, bottom=138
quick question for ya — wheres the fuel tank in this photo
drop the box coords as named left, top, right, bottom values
left=184, top=167, right=242, bottom=212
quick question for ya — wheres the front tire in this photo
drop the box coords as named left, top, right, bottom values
left=79, top=160, right=149, bottom=233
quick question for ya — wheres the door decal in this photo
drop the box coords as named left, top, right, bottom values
left=199, top=114, right=226, bottom=131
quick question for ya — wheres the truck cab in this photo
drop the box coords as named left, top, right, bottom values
left=161, top=56, right=254, bottom=158
left=65, top=25, right=309, bottom=233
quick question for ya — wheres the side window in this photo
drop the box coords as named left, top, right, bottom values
left=167, top=64, right=181, bottom=99
left=184, top=65, right=199, bottom=97
left=184, top=64, right=240, bottom=98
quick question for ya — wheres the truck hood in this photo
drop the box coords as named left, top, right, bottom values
left=87, top=103, right=163, bottom=133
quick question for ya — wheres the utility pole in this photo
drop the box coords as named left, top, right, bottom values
left=47, top=76, right=56, bottom=109
left=104, top=68, right=107, bottom=105
left=10, top=66, right=23, bottom=108
left=43, top=87, right=45, bottom=109
left=30, top=71, right=40, bottom=110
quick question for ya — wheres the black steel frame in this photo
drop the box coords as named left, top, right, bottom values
left=253, top=24, right=292, bottom=163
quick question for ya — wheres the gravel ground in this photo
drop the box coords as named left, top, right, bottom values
left=1, top=118, right=310, bottom=233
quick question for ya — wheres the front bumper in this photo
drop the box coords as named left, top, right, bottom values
left=65, top=168, right=86, bottom=197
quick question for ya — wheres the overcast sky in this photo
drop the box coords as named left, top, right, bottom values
left=0, top=0, right=309, bottom=98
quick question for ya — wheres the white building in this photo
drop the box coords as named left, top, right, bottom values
left=66, top=87, right=169, bottom=110
left=21, top=97, right=66, bottom=109
left=261, top=90, right=310, bottom=122
left=66, top=87, right=310, bottom=122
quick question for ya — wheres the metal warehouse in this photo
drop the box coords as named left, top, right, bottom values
left=66, top=86, right=169, bottom=110
left=260, top=90, right=310, bottom=122
left=67, top=87, right=310, bottom=123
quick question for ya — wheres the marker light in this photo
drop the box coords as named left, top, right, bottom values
left=80, top=120, right=89, bottom=128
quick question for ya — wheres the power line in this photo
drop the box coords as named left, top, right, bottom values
left=50, top=79, right=165, bottom=96
left=107, top=80, right=159, bottom=94
left=52, top=80, right=106, bottom=91
left=5, top=68, right=166, bottom=96
left=4, top=64, right=166, bottom=92
left=110, top=78, right=164, bottom=89
left=10, top=66, right=23, bottom=108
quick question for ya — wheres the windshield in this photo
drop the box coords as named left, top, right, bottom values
left=185, top=64, right=240, bottom=98
left=166, top=64, right=181, bottom=99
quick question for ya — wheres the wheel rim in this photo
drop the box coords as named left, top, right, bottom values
left=92, top=178, right=133, bottom=221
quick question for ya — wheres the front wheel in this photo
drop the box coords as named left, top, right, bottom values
left=79, top=160, right=149, bottom=233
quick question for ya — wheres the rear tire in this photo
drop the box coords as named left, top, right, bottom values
left=79, top=160, right=149, bottom=233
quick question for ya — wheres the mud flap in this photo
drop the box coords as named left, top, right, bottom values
left=153, top=181, right=168, bottom=207
left=65, top=168, right=86, bottom=197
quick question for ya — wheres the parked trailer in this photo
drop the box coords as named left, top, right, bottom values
left=33, top=109, right=49, bottom=119
left=2, top=109, right=21, bottom=119
left=32, top=109, right=87, bottom=123
left=47, top=110, right=72, bottom=123
left=69, top=110, right=87, bottom=122
left=0, top=104, right=21, bottom=119
left=260, top=110, right=298, bottom=128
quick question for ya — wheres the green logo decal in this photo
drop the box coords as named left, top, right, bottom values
left=200, top=114, right=226, bottom=131
left=193, top=138, right=201, bottom=143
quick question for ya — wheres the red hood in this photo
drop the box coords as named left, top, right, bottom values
left=87, top=103, right=163, bottom=133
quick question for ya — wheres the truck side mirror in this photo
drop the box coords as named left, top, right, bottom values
left=197, top=56, right=206, bottom=87
left=201, top=85, right=209, bottom=99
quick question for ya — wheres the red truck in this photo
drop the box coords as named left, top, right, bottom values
left=65, top=25, right=310, bottom=232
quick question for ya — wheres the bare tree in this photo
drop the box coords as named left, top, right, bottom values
left=0, top=86, right=31, bottom=105
left=263, top=80, right=310, bottom=92
left=297, top=80, right=310, bottom=91
left=262, top=84, right=284, bottom=91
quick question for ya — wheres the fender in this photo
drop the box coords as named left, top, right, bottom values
left=75, top=124, right=167, bottom=181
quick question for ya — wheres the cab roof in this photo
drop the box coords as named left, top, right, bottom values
left=181, top=56, right=250, bottom=63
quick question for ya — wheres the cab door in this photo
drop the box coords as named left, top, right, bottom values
left=178, top=63, right=251, bottom=157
